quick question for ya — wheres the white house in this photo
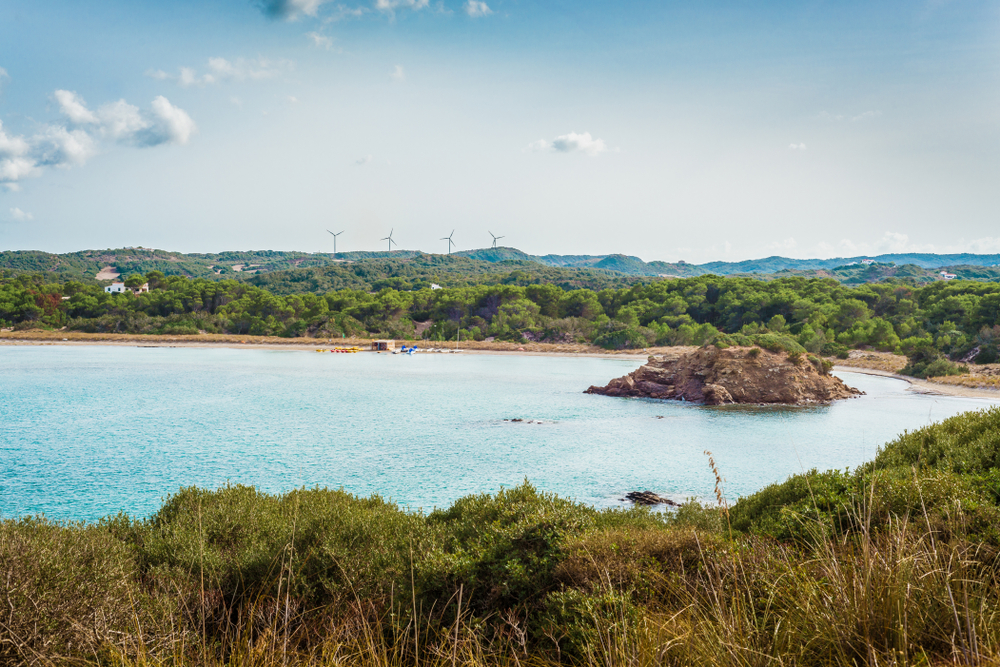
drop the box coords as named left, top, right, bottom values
left=861, top=259, right=876, bottom=266
left=940, top=271, right=957, bottom=280
left=105, top=282, right=150, bottom=295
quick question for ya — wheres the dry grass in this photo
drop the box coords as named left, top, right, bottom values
left=836, top=350, right=909, bottom=373
left=929, top=364, right=1000, bottom=390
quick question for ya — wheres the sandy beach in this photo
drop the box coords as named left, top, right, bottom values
left=0, top=329, right=655, bottom=360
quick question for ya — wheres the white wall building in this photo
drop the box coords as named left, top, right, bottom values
left=105, top=282, right=150, bottom=294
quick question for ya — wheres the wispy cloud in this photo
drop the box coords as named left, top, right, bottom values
left=307, top=31, right=335, bottom=49
left=528, top=131, right=608, bottom=156
left=465, top=0, right=492, bottom=17
left=0, top=67, right=9, bottom=95
left=788, top=142, right=806, bottom=150
left=145, top=57, right=292, bottom=87
left=851, top=110, right=882, bottom=122
left=0, top=91, right=195, bottom=187
left=355, top=155, right=373, bottom=166
left=9, top=207, right=33, bottom=222
left=376, top=0, right=430, bottom=15
left=390, top=65, right=405, bottom=81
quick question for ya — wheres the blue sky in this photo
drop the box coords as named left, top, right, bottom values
left=1, top=0, right=998, bottom=261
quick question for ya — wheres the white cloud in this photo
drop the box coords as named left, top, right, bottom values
left=0, top=67, right=9, bottom=94
left=146, top=57, right=291, bottom=87
left=788, top=142, right=806, bottom=150
left=465, top=0, right=492, bottom=17
left=390, top=65, right=405, bottom=81
left=258, top=0, right=328, bottom=19
left=0, top=93, right=195, bottom=187
left=146, top=96, right=197, bottom=145
left=529, top=131, right=608, bottom=156
left=355, top=155, right=373, bottom=166
left=31, top=125, right=97, bottom=166
left=9, top=207, right=33, bottom=222
left=96, top=99, right=148, bottom=141
left=307, top=31, right=334, bottom=49
left=54, top=90, right=98, bottom=124
left=288, top=96, right=300, bottom=104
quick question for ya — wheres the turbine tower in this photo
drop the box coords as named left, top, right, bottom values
left=326, top=230, right=344, bottom=257
left=441, top=230, right=456, bottom=254
left=381, top=229, right=397, bottom=253
left=489, top=231, right=505, bottom=249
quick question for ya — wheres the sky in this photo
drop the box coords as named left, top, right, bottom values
left=0, top=0, right=998, bottom=263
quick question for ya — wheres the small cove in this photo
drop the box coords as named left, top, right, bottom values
left=1, top=345, right=997, bottom=522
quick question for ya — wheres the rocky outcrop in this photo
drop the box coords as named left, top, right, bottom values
left=586, top=346, right=862, bottom=405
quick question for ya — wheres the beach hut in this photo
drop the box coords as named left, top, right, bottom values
left=372, top=339, right=396, bottom=351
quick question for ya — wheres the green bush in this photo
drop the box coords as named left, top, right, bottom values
left=137, top=484, right=426, bottom=612
left=901, top=342, right=968, bottom=378
left=731, top=407, right=1000, bottom=543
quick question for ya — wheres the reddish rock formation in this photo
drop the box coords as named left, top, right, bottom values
left=586, top=346, right=862, bottom=405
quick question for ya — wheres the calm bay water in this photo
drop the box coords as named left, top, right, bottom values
left=1, top=345, right=997, bottom=522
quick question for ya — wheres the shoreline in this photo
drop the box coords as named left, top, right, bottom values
left=833, top=365, right=1000, bottom=400
left=0, top=330, right=653, bottom=360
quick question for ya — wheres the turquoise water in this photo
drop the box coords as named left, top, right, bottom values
left=1, top=345, right=997, bottom=522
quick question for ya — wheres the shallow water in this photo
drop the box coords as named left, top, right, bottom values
left=1, top=345, right=996, bottom=522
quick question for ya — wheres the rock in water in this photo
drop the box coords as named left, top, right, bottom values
left=586, top=346, right=862, bottom=405
left=624, top=491, right=679, bottom=506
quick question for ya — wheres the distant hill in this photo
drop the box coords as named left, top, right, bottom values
left=2, top=247, right=999, bottom=287
left=463, top=248, right=1000, bottom=277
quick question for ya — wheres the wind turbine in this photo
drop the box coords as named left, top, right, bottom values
left=489, top=231, right=505, bottom=249
left=326, top=230, right=344, bottom=257
left=381, top=229, right=397, bottom=253
left=441, top=230, right=456, bottom=254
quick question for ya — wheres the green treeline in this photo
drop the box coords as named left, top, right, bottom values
left=2, top=270, right=1000, bottom=362
left=5, top=407, right=1000, bottom=665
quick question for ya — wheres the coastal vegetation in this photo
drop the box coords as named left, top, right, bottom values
left=5, top=406, right=1000, bottom=665
left=3, top=268, right=1000, bottom=370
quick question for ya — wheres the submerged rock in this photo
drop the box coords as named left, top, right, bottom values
left=587, top=346, right=862, bottom=405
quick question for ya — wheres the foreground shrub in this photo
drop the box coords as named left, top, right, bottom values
left=0, top=516, right=179, bottom=663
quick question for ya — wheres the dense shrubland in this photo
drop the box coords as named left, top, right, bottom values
left=5, top=406, right=1000, bottom=665
left=2, top=270, right=999, bottom=365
